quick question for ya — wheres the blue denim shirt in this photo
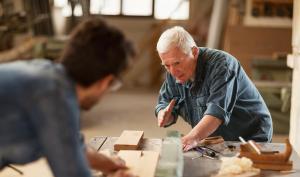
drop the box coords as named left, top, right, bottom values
left=155, top=47, right=273, bottom=142
left=0, top=59, right=91, bottom=177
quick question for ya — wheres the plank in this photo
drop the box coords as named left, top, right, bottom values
left=0, top=158, right=53, bottom=177
left=213, top=170, right=260, bottom=177
left=114, top=130, right=144, bottom=151
left=89, top=138, right=300, bottom=177
left=88, top=136, right=107, bottom=151
left=118, top=150, right=160, bottom=177
left=253, top=161, right=293, bottom=171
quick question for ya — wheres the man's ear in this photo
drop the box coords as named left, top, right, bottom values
left=192, top=46, right=199, bottom=58
left=96, top=74, right=114, bottom=91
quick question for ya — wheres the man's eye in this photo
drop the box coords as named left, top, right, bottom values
left=173, top=62, right=180, bottom=66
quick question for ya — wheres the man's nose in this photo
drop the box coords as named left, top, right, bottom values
left=169, top=66, right=178, bottom=76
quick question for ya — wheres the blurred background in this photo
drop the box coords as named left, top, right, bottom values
left=2, top=0, right=300, bottom=176
left=0, top=0, right=295, bottom=141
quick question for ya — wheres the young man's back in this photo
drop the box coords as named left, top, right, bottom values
left=0, top=59, right=91, bottom=177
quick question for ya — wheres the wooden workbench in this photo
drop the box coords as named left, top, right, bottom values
left=89, top=136, right=300, bottom=177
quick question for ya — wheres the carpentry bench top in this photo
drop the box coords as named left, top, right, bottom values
left=89, top=136, right=300, bottom=177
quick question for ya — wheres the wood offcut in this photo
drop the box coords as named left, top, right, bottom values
left=199, top=136, right=224, bottom=146
left=114, top=130, right=144, bottom=151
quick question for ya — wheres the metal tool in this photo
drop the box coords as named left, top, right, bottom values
left=192, top=154, right=215, bottom=160
left=192, top=146, right=217, bottom=160
left=199, top=146, right=220, bottom=155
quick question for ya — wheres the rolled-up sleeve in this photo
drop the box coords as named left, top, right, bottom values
left=204, top=63, right=238, bottom=126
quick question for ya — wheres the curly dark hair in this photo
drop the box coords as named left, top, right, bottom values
left=60, top=17, right=134, bottom=87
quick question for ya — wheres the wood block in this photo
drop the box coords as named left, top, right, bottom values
left=118, top=150, right=160, bottom=177
left=199, top=136, right=224, bottom=145
left=89, top=136, right=107, bottom=151
left=253, top=161, right=293, bottom=171
left=114, top=130, right=144, bottom=151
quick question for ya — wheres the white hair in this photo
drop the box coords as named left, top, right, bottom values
left=156, top=26, right=196, bottom=55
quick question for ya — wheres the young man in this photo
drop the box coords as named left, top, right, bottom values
left=155, top=26, right=273, bottom=151
left=0, top=18, right=135, bottom=177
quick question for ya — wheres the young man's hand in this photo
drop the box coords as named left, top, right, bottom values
left=109, top=155, right=127, bottom=170
left=86, top=147, right=128, bottom=174
left=157, top=99, right=176, bottom=127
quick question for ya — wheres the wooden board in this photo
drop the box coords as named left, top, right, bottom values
left=213, top=170, right=260, bottom=177
left=223, top=25, right=291, bottom=75
left=253, top=161, right=293, bottom=171
left=90, top=138, right=300, bottom=177
left=0, top=158, right=53, bottom=177
left=88, top=136, right=107, bottom=151
left=114, top=130, right=144, bottom=151
left=118, top=150, right=160, bottom=177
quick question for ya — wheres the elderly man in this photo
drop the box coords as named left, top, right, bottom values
left=0, top=18, right=135, bottom=177
left=155, top=26, right=272, bottom=151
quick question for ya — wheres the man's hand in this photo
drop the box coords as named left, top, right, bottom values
left=157, top=99, right=176, bottom=127
left=181, top=132, right=199, bottom=152
left=181, top=115, right=223, bottom=151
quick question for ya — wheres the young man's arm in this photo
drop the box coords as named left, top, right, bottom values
left=28, top=87, right=92, bottom=177
left=27, top=80, right=129, bottom=177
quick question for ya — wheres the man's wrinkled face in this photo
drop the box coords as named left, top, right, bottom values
left=159, top=46, right=197, bottom=83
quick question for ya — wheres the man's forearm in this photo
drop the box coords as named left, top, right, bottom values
left=189, top=115, right=223, bottom=141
